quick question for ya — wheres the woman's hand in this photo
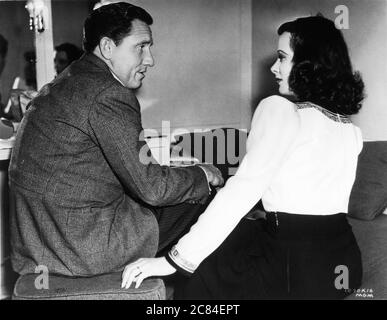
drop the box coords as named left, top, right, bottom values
left=121, top=257, right=176, bottom=289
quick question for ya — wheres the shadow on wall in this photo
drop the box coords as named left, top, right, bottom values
left=252, top=53, right=279, bottom=114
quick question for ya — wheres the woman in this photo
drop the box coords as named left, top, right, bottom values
left=121, top=15, right=365, bottom=299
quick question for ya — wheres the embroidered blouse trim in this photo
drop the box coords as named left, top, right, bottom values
left=296, top=102, right=352, bottom=124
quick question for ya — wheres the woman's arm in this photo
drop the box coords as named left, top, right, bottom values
left=167, top=95, right=300, bottom=273
left=121, top=95, right=300, bottom=288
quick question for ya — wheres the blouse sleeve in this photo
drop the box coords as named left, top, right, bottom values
left=167, top=95, right=301, bottom=274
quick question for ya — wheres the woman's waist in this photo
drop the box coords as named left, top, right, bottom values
left=262, top=195, right=350, bottom=216
left=260, top=211, right=352, bottom=240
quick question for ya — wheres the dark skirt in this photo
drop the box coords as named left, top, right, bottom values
left=175, top=212, right=363, bottom=300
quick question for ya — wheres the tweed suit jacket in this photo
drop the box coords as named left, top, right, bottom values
left=9, top=53, right=209, bottom=276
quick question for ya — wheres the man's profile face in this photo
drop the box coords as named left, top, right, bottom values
left=54, top=50, right=69, bottom=74
left=109, top=19, right=154, bottom=89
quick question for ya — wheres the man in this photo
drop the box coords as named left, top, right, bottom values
left=54, top=43, right=83, bottom=75
left=9, top=2, right=223, bottom=277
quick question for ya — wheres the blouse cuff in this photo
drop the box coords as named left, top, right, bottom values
left=166, top=246, right=197, bottom=277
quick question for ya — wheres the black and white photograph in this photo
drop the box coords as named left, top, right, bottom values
left=0, top=0, right=386, bottom=306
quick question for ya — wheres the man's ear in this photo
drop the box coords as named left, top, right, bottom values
left=98, top=37, right=115, bottom=60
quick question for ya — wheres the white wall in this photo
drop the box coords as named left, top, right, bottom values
left=127, top=0, right=252, bottom=133
left=252, top=0, right=387, bottom=141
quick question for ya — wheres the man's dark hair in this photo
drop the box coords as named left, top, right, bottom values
left=0, top=33, right=8, bottom=58
left=278, top=14, right=365, bottom=116
left=55, top=43, right=83, bottom=63
left=83, top=2, right=153, bottom=53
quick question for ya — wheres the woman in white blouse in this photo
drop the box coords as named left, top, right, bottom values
left=122, top=15, right=365, bottom=299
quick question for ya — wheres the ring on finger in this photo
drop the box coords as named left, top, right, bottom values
left=135, top=266, right=142, bottom=275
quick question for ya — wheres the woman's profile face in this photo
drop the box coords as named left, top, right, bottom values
left=271, top=32, right=294, bottom=96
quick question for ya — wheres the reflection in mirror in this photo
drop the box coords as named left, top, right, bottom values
left=0, top=0, right=94, bottom=124
left=51, top=0, right=93, bottom=74
left=0, top=0, right=34, bottom=122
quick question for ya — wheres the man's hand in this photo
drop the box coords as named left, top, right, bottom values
left=121, top=257, right=176, bottom=289
left=198, top=164, right=224, bottom=188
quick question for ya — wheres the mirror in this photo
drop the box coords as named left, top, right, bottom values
left=0, top=1, right=34, bottom=130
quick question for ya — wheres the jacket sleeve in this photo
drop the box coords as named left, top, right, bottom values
left=88, top=84, right=210, bottom=207
left=167, top=95, right=301, bottom=274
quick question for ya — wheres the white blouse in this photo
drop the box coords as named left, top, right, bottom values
left=168, top=95, right=363, bottom=274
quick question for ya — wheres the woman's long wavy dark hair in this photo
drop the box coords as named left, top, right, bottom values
left=278, top=15, right=365, bottom=115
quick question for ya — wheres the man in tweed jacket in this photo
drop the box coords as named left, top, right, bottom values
left=9, top=3, right=222, bottom=276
